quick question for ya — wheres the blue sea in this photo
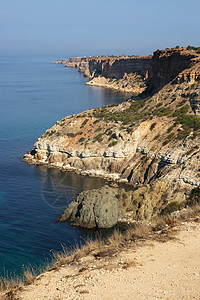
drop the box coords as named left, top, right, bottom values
left=0, top=54, right=128, bottom=278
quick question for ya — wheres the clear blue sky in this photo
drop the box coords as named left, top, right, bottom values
left=1, top=0, right=199, bottom=56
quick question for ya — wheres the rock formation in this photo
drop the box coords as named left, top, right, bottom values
left=54, top=48, right=200, bottom=95
left=62, top=55, right=152, bottom=94
left=24, top=47, right=200, bottom=227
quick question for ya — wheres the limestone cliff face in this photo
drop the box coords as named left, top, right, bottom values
left=61, top=48, right=200, bottom=95
left=24, top=49, right=200, bottom=224
left=150, top=48, right=200, bottom=91
left=23, top=61, right=200, bottom=197
left=63, top=56, right=152, bottom=94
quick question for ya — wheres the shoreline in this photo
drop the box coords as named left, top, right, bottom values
left=3, top=208, right=200, bottom=299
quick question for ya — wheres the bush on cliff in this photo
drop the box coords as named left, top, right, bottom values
left=186, top=187, right=200, bottom=206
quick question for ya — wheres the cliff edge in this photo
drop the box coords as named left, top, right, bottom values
left=24, top=48, right=200, bottom=226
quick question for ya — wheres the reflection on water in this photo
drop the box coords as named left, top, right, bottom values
left=0, top=53, right=130, bottom=277
left=35, top=166, right=107, bottom=209
left=86, top=85, right=130, bottom=107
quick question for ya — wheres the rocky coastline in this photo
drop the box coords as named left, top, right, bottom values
left=24, top=47, right=200, bottom=228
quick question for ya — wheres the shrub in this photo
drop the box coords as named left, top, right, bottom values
left=156, top=103, right=162, bottom=108
left=93, top=133, right=103, bottom=143
left=81, top=118, right=89, bottom=127
left=122, top=193, right=128, bottom=199
left=173, top=104, right=190, bottom=117
left=78, top=137, right=85, bottom=143
left=49, top=130, right=56, bottom=136
left=161, top=201, right=180, bottom=215
left=177, top=114, right=200, bottom=131
left=108, top=141, right=118, bottom=147
left=154, top=134, right=160, bottom=140
left=153, top=106, right=173, bottom=117
left=107, top=130, right=113, bottom=135
left=150, top=122, right=156, bottom=131
left=167, top=125, right=175, bottom=133
left=176, top=99, right=187, bottom=107
left=187, top=187, right=200, bottom=206
left=67, top=133, right=75, bottom=138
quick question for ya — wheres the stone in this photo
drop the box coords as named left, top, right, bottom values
left=58, top=186, right=120, bottom=229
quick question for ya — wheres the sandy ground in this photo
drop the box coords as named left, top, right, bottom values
left=14, top=221, right=200, bottom=300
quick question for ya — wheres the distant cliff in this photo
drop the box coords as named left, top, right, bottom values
left=55, top=48, right=200, bottom=95
left=62, top=55, right=152, bottom=94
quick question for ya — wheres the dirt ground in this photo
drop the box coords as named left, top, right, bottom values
left=12, top=220, right=200, bottom=300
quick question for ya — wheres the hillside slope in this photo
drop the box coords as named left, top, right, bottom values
left=24, top=48, right=200, bottom=223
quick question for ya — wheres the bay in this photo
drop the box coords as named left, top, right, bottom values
left=0, top=54, right=128, bottom=277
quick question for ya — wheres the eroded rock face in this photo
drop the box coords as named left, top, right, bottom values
left=24, top=48, right=200, bottom=227
left=58, top=186, right=120, bottom=228
left=150, top=48, right=200, bottom=91
left=57, top=181, right=173, bottom=228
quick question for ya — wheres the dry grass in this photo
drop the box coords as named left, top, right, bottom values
left=1, top=204, right=200, bottom=299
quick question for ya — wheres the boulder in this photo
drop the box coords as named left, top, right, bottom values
left=58, top=185, right=120, bottom=228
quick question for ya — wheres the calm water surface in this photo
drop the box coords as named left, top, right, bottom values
left=0, top=54, right=128, bottom=277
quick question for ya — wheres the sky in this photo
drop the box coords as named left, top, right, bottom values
left=0, top=0, right=200, bottom=57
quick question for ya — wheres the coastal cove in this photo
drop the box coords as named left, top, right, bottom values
left=0, top=54, right=129, bottom=277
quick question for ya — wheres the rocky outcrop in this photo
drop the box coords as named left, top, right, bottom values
left=57, top=182, right=169, bottom=228
left=58, top=185, right=120, bottom=228
left=24, top=48, right=200, bottom=227
left=86, top=73, right=147, bottom=94
left=149, top=48, right=200, bottom=92
left=64, top=56, right=152, bottom=80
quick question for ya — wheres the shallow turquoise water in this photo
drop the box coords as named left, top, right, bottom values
left=0, top=54, right=128, bottom=277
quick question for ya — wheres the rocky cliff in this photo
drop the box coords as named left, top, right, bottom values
left=25, top=48, right=200, bottom=227
left=56, top=48, right=200, bottom=95
left=150, top=48, right=200, bottom=91
left=63, top=55, right=152, bottom=94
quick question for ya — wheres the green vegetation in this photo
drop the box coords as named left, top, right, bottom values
left=173, top=104, right=190, bottom=117
left=93, top=133, right=103, bottom=143
left=95, top=127, right=102, bottom=132
left=150, top=122, right=156, bottom=131
left=122, top=193, right=128, bottom=199
left=152, top=106, right=173, bottom=117
left=107, top=130, right=113, bottom=136
left=167, top=124, right=175, bottom=133
left=170, top=103, right=200, bottom=140
left=176, top=99, right=187, bottom=107
left=48, top=130, right=56, bottom=136
left=81, top=118, right=89, bottom=127
left=108, top=140, right=118, bottom=147
left=162, top=132, right=175, bottom=146
left=161, top=201, right=180, bottom=215
left=126, top=127, right=133, bottom=133
left=92, top=98, right=151, bottom=125
left=156, top=103, right=162, bottom=108
left=67, top=133, right=75, bottom=138
left=154, top=134, right=160, bottom=140
left=186, top=45, right=200, bottom=53
left=78, top=137, right=85, bottom=143
left=187, top=187, right=200, bottom=206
